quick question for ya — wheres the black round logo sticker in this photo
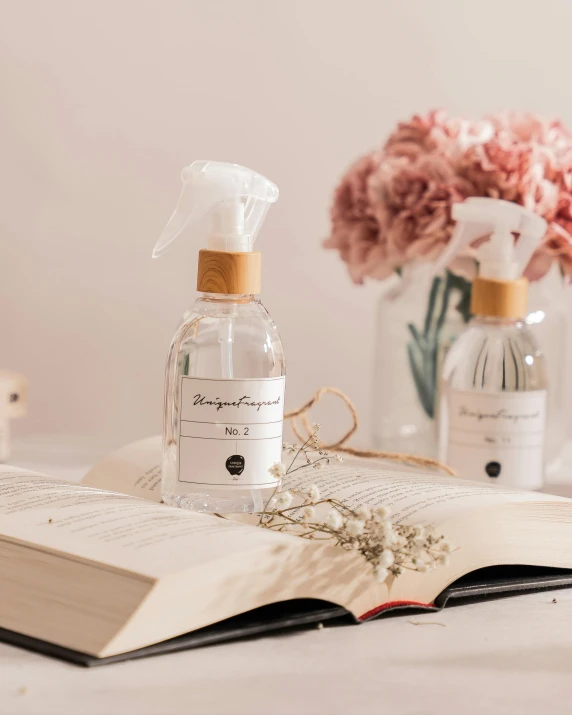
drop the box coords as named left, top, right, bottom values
left=485, top=461, right=501, bottom=478
left=226, top=455, right=245, bottom=476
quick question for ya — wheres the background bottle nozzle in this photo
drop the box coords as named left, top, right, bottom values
left=430, top=198, right=547, bottom=281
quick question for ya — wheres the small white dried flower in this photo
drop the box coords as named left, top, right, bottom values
left=313, top=461, right=325, bottom=470
left=373, top=565, right=389, bottom=583
left=269, top=462, right=287, bottom=479
left=356, top=506, right=372, bottom=521
left=307, top=484, right=321, bottom=502
left=439, top=554, right=450, bottom=566
left=382, top=522, right=396, bottom=545
left=414, top=558, right=429, bottom=573
left=346, top=518, right=365, bottom=537
left=374, top=505, right=391, bottom=521
left=335, top=454, right=344, bottom=462
left=300, top=506, right=315, bottom=522
left=440, top=540, right=453, bottom=553
left=326, top=509, right=343, bottom=530
left=312, top=422, right=321, bottom=432
left=378, top=549, right=395, bottom=568
left=412, top=525, right=426, bottom=539
left=276, top=491, right=293, bottom=509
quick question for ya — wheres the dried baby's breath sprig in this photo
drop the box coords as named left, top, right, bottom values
left=280, top=423, right=336, bottom=474
left=260, top=427, right=453, bottom=585
left=259, top=490, right=452, bottom=584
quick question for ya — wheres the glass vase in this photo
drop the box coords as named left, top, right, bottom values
left=525, top=265, right=570, bottom=473
left=371, top=266, right=471, bottom=457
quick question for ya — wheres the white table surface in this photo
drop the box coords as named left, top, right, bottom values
left=2, top=440, right=572, bottom=715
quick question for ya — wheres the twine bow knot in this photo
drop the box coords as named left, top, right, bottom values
left=285, top=387, right=455, bottom=476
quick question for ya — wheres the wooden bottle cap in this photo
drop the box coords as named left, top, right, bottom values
left=471, top=276, right=528, bottom=319
left=197, top=249, right=261, bottom=295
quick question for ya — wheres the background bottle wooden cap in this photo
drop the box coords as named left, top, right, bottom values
left=470, top=276, right=528, bottom=319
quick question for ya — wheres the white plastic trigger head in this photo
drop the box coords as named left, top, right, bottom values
left=153, top=161, right=279, bottom=258
left=431, top=198, right=546, bottom=280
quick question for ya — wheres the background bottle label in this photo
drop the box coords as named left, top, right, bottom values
left=446, top=389, right=547, bottom=488
left=177, top=376, right=285, bottom=488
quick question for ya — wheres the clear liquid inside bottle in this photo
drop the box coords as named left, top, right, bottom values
left=162, top=293, right=286, bottom=513
left=438, top=316, right=548, bottom=487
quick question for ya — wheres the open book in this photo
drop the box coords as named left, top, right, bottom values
left=2, top=436, right=572, bottom=666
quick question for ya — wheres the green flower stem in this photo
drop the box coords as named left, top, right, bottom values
left=406, top=270, right=472, bottom=419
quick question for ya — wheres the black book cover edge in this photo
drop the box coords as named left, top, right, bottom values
left=2, top=565, right=572, bottom=667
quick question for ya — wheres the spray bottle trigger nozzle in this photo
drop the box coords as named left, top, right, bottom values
left=153, top=161, right=279, bottom=259
left=431, top=198, right=546, bottom=281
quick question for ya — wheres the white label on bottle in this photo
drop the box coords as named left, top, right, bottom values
left=177, top=376, right=285, bottom=488
left=446, top=389, right=547, bottom=488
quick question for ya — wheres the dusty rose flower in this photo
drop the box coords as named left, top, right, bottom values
left=324, top=152, right=397, bottom=283
left=384, top=111, right=443, bottom=159
left=368, top=154, right=471, bottom=266
left=555, top=192, right=572, bottom=236
left=457, top=137, right=531, bottom=202
left=326, top=111, right=572, bottom=283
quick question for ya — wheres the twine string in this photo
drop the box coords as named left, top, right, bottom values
left=284, top=386, right=456, bottom=477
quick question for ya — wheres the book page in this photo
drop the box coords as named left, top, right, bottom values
left=83, top=437, right=571, bottom=525
left=281, top=461, right=570, bottom=525
left=82, top=436, right=163, bottom=502
left=0, top=467, right=293, bottom=579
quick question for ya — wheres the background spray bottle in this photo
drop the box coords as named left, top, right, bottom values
left=436, top=198, right=548, bottom=488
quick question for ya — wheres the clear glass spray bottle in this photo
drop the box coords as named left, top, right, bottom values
left=153, top=161, right=286, bottom=513
left=437, top=198, right=548, bottom=489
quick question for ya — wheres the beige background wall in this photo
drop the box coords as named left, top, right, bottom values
left=1, top=0, right=572, bottom=448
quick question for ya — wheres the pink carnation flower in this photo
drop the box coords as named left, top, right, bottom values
left=326, top=111, right=572, bottom=283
